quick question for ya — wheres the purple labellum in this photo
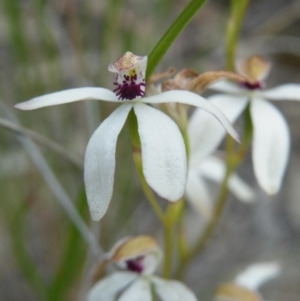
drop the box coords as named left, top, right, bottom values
left=126, top=256, right=144, bottom=274
left=240, top=81, right=263, bottom=91
left=113, top=73, right=146, bottom=100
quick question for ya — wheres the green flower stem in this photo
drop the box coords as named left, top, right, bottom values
left=163, top=199, right=184, bottom=278
left=225, top=0, right=250, bottom=71
left=146, top=0, right=209, bottom=79
left=162, top=222, right=173, bottom=278
left=176, top=164, right=233, bottom=279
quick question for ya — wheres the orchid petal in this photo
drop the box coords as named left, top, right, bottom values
left=188, top=94, right=247, bottom=164
left=87, top=272, right=137, bottom=301
left=118, top=278, right=151, bottom=301
left=208, top=80, right=244, bottom=94
left=143, top=90, right=240, bottom=143
left=152, top=277, right=198, bottom=301
left=134, top=103, right=187, bottom=202
left=185, top=169, right=213, bottom=219
left=84, top=104, right=132, bottom=221
left=251, top=98, right=290, bottom=195
left=199, top=156, right=255, bottom=202
left=261, top=84, right=300, bottom=101
left=235, top=262, right=280, bottom=291
left=15, top=87, right=118, bottom=110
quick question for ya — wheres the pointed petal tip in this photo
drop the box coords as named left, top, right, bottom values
left=90, top=210, right=102, bottom=221
left=14, top=102, right=32, bottom=110
left=263, top=185, right=279, bottom=196
left=235, top=132, right=241, bottom=144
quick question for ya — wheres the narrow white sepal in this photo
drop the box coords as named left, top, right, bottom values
left=15, top=87, right=118, bottom=110
left=87, top=272, right=137, bottom=301
left=188, top=94, right=247, bottom=164
left=84, top=104, right=132, bottom=221
left=143, top=90, right=240, bottom=143
left=118, top=278, right=151, bottom=301
left=234, top=262, right=280, bottom=291
left=134, top=103, right=187, bottom=202
left=152, top=277, right=198, bottom=301
left=208, top=80, right=244, bottom=94
left=250, top=99, right=290, bottom=195
left=185, top=169, right=213, bottom=220
left=199, top=156, right=255, bottom=203
left=261, top=83, right=300, bottom=101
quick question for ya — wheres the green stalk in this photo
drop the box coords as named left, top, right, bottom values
left=162, top=222, right=173, bottom=278
left=225, top=0, right=250, bottom=71
left=146, top=0, right=209, bottom=78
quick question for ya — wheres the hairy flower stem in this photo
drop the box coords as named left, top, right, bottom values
left=225, top=0, right=250, bottom=71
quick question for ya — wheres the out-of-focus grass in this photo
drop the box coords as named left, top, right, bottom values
left=1, top=0, right=300, bottom=300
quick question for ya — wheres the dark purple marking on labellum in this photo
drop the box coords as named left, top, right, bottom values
left=126, top=256, right=144, bottom=274
left=240, top=81, right=263, bottom=90
left=113, top=73, right=146, bottom=100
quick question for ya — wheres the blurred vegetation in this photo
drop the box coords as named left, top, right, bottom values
left=1, top=0, right=300, bottom=300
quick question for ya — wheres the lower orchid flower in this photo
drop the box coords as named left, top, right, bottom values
left=88, top=236, right=198, bottom=301
left=214, top=261, right=280, bottom=301
left=15, top=52, right=239, bottom=221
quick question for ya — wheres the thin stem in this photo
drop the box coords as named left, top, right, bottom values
left=225, top=0, right=250, bottom=71
left=0, top=116, right=83, bottom=169
left=162, top=223, right=173, bottom=279
left=175, top=166, right=232, bottom=279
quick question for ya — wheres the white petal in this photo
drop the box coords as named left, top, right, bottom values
left=152, top=277, right=198, bottom=301
left=185, top=169, right=213, bottom=219
left=234, top=262, right=280, bottom=291
left=118, top=278, right=151, bottom=301
left=188, top=94, right=247, bottom=164
left=143, top=91, right=240, bottom=143
left=15, top=87, right=118, bottom=110
left=261, top=84, right=300, bottom=101
left=84, top=104, right=132, bottom=221
left=199, top=156, right=255, bottom=203
left=208, top=80, right=244, bottom=94
left=87, top=272, right=137, bottom=301
left=134, top=103, right=187, bottom=202
left=251, top=99, right=290, bottom=194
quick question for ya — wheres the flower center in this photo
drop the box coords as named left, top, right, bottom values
left=113, top=70, right=146, bottom=100
left=126, top=256, right=144, bottom=274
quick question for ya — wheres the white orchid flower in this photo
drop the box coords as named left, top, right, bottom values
left=215, top=261, right=280, bottom=301
left=15, top=52, right=239, bottom=221
left=234, top=262, right=280, bottom=291
left=186, top=106, right=254, bottom=219
left=208, top=55, right=300, bottom=195
left=88, top=236, right=198, bottom=301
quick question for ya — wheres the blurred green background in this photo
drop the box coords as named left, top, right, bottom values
left=1, top=0, right=300, bottom=300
